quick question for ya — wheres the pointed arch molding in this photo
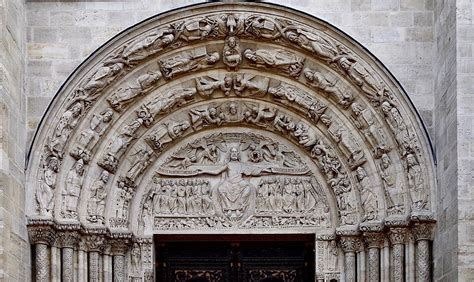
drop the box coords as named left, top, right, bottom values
left=27, top=2, right=436, bottom=281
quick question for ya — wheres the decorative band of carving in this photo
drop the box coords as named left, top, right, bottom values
left=339, top=236, right=360, bottom=253
left=364, top=232, right=385, bottom=249
left=389, top=227, right=408, bottom=245
left=413, top=223, right=434, bottom=241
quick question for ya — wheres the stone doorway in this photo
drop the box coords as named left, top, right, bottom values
left=154, top=234, right=315, bottom=282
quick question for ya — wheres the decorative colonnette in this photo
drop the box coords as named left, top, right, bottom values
left=28, top=218, right=153, bottom=282
left=26, top=2, right=437, bottom=281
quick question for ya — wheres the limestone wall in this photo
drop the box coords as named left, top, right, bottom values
left=0, top=0, right=29, bottom=280
left=456, top=0, right=474, bottom=279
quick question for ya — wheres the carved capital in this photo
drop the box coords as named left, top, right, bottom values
left=413, top=223, right=434, bottom=241
left=85, top=235, right=106, bottom=252
left=58, top=231, right=80, bottom=248
left=364, top=232, right=385, bottom=249
left=339, top=236, right=360, bottom=253
left=28, top=221, right=56, bottom=245
left=108, top=234, right=132, bottom=255
left=389, top=227, right=408, bottom=245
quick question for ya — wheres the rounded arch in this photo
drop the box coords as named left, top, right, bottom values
left=26, top=2, right=436, bottom=280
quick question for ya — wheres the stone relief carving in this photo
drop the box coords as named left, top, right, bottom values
left=406, top=154, right=428, bottom=212
left=123, top=28, right=175, bottom=65
left=268, top=81, right=328, bottom=122
left=86, top=170, right=109, bottom=224
left=73, top=50, right=128, bottom=103
left=223, top=36, right=242, bottom=70
left=195, top=74, right=232, bottom=97
left=125, top=147, right=155, bottom=185
left=304, top=67, right=353, bottom=108
left=145, top=120, right=190, bottom=152
left=355, top=166, right=378, bottom=222
left=244, top=48, right=305, bottom=78
left=233, top=73, right=270, bottom=97
left=99, top=118, right=143, bottom=173
left=331, top=52, right=383, bottom=106
left=159, top=47, right=220, bottom=79
left=107, top=70, right=162, bottom=112
left=70, top=108, right=114, bottom=162
left=138, top=132, right=331, bottom=231
left=381, top=101, right=417, bottom=156
left=320, top=114, right=366, bottom=169
left=61, top=159, right=85, bottom=219
left=244, top=15, right=283, bottom=40
left=28, top=8, right=438, bottom=282
left=137, top=87, right=196, bottom=127
left=379, top=154, right=405, bottom=215
left=130, top=242, right=142, bottom=275
left=282, top=26, right=338, bottom=61
left=110, top=178, right=135, bottom=228
left=36, top=156, right=60, bottom=216
left=47, top=102, right=84, bottom=158
left=351, top=102, right=390, bottom=158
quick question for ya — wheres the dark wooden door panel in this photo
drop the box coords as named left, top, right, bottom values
left=155, top=235, right=315, bottom=282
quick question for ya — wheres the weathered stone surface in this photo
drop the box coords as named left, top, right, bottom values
left=0, top=0, right=468, bottom=280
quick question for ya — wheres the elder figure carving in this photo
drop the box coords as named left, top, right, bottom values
left=62, top=159, right=85, bottom=218
left=87, top=170, right=109, bottom=224
left=107, top=71, right=162, bottom=111
left=244, top=48, right=304, bottom=78
left=36, top=156, right=59, bottom=216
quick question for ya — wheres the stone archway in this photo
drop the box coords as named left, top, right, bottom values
left=26, top=2, right=436, bottom=281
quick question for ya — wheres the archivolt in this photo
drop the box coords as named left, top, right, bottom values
left=27, top=2, right=435, bottom=238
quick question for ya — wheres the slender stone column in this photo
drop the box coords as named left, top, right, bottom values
left=103, top=243, right=113, bottom=282
left=339, top=236, right=359, bottom=282
left=364, top=232, right=384, bottom=282
left=407, top=232, right=416, bottom=282
left=28, top=222, right=55, bottom=282
left=109, top=236, right=132, bottom=282
left=85, top=234, right=106, bottom=282
left=35, top=244, right=50, bottom=282
left=89, top=251, right=100, bottom=282
left=59, top=231, right=80, bottom=282
left=357, top=248, right=366, bottom=282
left=77, top=247, right=86, bottom=282
left=413, top=224, right=434, bottom=282
left=50, top=237, right=61, bottom=282
left=389, top=228, right=407, bottom=282
left=382, top=240, right=390, bottom=282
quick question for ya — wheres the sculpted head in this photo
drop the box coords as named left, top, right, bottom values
left=100, top=170, right=110, bottom=183
left=320, top=114, right=332, bottom=126
left=303, top=68, right=314, bottom=81
left=351, top=103, right=364, bottom=116
left=162, top=34, right=174, bottom=45
left=406, top=154, right=418, bottom=166
left=102, top=109, right=114, bottom=122
left=339, top=57, right=351, bottom=70
left=229, top=103, right=238, bottom=115
left=75, top=159, right=85, bottom=173
left=244, top=49, right=256, bottom=61
left=71, top=102, right=84, bottom=117
left=229, top=147, right=240, bottom=162
left=286, top=31, right=299, bottom=43
left=227, top=36, right=237, bottom=48
left=381, top=101, right=392, bottom=113
left=207, top=52, right=220, bottom=64
left=356, top=166, right=366, bottom=179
